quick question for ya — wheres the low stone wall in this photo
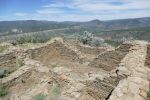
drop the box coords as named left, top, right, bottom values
left=89, top=43, right=133, bottom=71
left=76, top=45, right=107, bottom=56
left=109, top=41, right=149, bottom=100
left=84, top=76, right=121, bottom=100
left=26, top=41, right=80, bottom=64
left=0, top=52, right=17, bottom=72
left=145, top=44, right=150, bottom=68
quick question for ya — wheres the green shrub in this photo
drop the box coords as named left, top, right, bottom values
left=52, top=85, right=61, bottom=96
left=0, top=69, right=7, bottom=78
left=0, top=86, right=8, bottom=97
left=0, top=46, right=8, bottom=53
left=16, top=34, right=50, bottom=44
left=49, top=85, right=62, bottom=100
left=78, top=31, right=104, bottom=47
left=78, top=31, right=93, bottom=45
left=147, top=89, right=150, bottom=100
left=51, top=63, right=58, bottom=68
left=104, top=40, right=122, bottom=47
left=16, top=59, right=24, bottom=67
left=32, top=93, right=45, bottom=100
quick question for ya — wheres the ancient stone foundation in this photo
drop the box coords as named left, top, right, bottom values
left=145, top=44, right=150, bottom=68
left=0, top=52, right=17, bottom=73
left=89, top=42, right=133, bottom=71
left=0, top=39, right=149, bottom=100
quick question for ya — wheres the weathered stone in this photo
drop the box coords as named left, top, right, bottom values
left=145, top=44, right=150, bottom=68
left=52, top=67, right=71, bottom=75
left=117, top=66, right=131, bottom=76
left=78, top=94, right=95, bottom=100
left=89, top=43, right=133, bottom=71
left=133, top=94, right=144, bottom=100
left=148, top=73, right=150, bottom=81
left=109, top=41, right=149, bottom=100
left=59, top=74, right=68, bottom=81
left=0, top=39, right=150, bottom=100
left=139, top=89, right=147, bottom=98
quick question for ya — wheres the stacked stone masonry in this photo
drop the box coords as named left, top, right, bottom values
left=0, top=52, right=17, bottom=72
left=0, top=39, right=150, bottom=100
left=89, top=43, right=133, bottom=71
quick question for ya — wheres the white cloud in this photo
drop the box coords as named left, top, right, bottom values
left=5, top=0, right=150, bottom=21
left=43, top=2, right=68, bottom=8
left=37, top=0, right=150, bottom=14
left=15, top=13, right=27, bottom=16
left=23, top=10, right=150, bottom=21
left=36, top=8, right=64, bottom=14
left=71, top=0, right=150, bottom=13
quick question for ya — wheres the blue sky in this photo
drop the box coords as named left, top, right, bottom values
left=0, top=0, right=150, bottom=21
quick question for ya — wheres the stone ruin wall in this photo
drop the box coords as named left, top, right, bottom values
left=0, top=52, right=17, bottom=72
left=76, top=45, right=107, bottom=55
left=89, top=43, right=133, bottom=71
left=0, top=39, right=109, bottom=72
left=145, top=44, right=150, bottom=68
left=0, top=40, right=149, bottom=100
left=0, top=40, right=135, bottom=74
left=26, top=41, right=80, bottom=63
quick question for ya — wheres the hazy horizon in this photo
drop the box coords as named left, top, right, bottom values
left=1, top=16, right=150, bottom=22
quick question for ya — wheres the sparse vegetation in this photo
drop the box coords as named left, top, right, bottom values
left=0, top=69, right=16, bottom=78
left=0, top=46, right=8, bottom=53
left=52, top=85, right=62, bottom=96
left=16, top=34, right=50, bottom=44
left=51, top=63, right=58, bottom=68
left=78, top=31, right=104, bottom=47
left=147, top=89, right=150, bottom=100
left=104, top=40, right=123, bottom=47
left=0, top=85, right=8, bottom=97
left=16, top=59, right=24, bottom=67
left=0, top=58, right=23, bottom=79
left=50, top=85, right=62, bottom=100
left=79, top=31, right=93, bottom=45
left=32, top=93, right=45, bottom=100
left=0, top=69, right=7, bottom=78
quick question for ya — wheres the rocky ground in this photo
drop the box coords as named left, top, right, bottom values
left=0, top=38, right=150, bottom=100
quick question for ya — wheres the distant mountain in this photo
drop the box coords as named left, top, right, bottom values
left=104, top=17, right=150, bottom=30
left=95, top=26, right=150, bottom=41
left=0, top=17, right=150, bottom=43
left=0, top=20, right=77, bottom=34
left=0, top=17, right=150, bottom=34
